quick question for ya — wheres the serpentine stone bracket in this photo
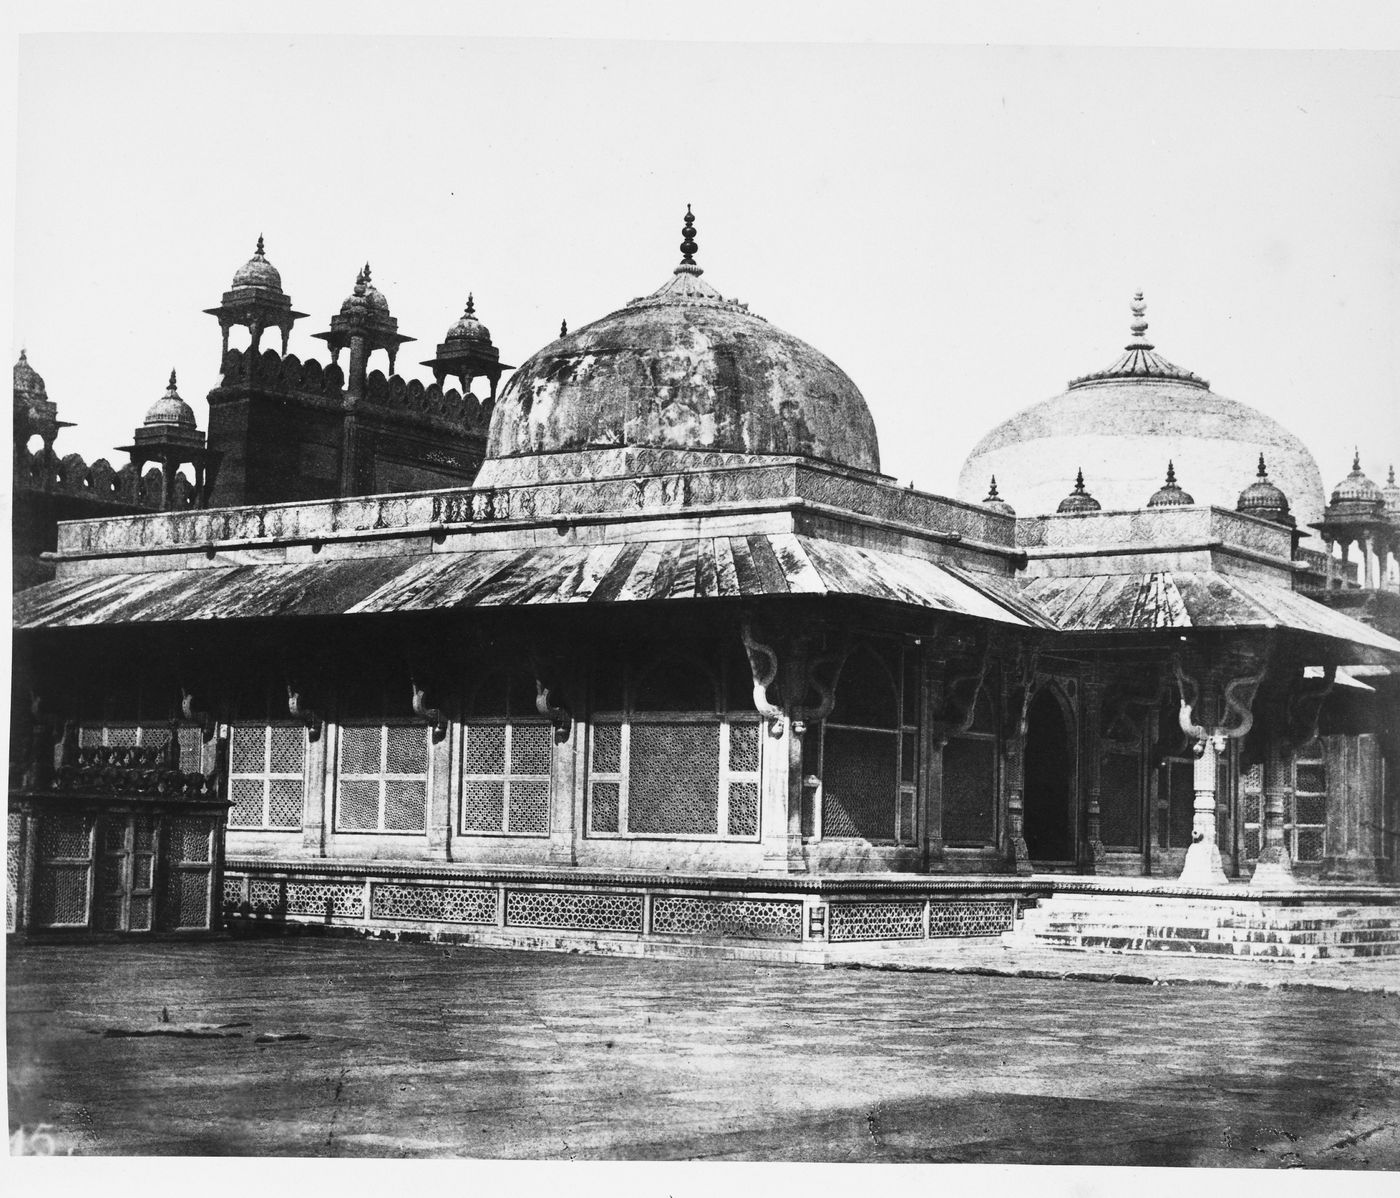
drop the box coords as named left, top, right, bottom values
left=1285, top=664, right=1337, bottom=747
left=534, top=677, right=572, bottom=742
left=286, top=681, right=323, bottom=742
left=180, top=686, right=218, bottom=744
left=741, top=619, right=850, bottom=737
left=1174, top=650, right=1270, bottom=751
left=410, top=679, right=449, bottom=743
left=930, top=630, right=991, bottom=743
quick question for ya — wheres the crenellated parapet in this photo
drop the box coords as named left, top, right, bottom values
left=214, top=347, right=492, bottom=434
left=219, top=347, right=346, bottom=399
left=362, top=368, right=493, bottom=431
left=12, top=444, right=194, bottom=509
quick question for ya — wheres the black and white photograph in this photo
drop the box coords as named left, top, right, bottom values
left=6, top=2, right=1400, bottom=1185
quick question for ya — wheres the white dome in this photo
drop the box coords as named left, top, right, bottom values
left=957, top=295, right=1326, bottom=534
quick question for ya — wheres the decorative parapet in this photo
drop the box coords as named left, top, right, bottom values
left=12, top=445, right=195, bottom=511
left=51, top=459, right=1022, bottom=563
left=1017, top=505, right=1293, bottom=564
left=214, top=349, right=492, bottom=432
left=11, top=742, right=224, bottom=803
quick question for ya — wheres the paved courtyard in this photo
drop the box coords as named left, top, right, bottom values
left=7, top=934, right=1400, bottom=1164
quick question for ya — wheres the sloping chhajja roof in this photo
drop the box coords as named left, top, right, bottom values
left=1019, top=570, right=1400, bottom=661
left=12, top=533, right=1040, bottom=630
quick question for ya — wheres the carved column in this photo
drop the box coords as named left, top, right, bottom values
left=743, top=621, right=845, bottom=873
left=1250, top=734, right=1294, bottom=887
left=1175, top=647, right=1269, bottom=888
left=1081, top=673, right=1107, bottom=870
left=1001, top=654, right=1036, bottom=876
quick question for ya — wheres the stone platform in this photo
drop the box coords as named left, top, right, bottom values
left=1008, top=886, right=1400, bottom=962
left=212, top=859, right=1400, bottom=967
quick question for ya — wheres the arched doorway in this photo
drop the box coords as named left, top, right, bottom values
left=1024, top=689, right=1075, bottom=862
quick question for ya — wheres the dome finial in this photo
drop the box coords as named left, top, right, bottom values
left=18, top=347, right=26, bottom=363
left=1128, top=291, right=1150, bottom=346
left=1074, top=467, right=1087, bottom=494
left=675, top=204, right=703, bottom=276
left=560, top=318, right=568, bottom=337
left=987, top=474, right=1001, bottom=500
left=465, top=292, right=475, bottom=319
left=1164, top=459, right=1177, bottom=486
left=1389, top=464, right=1397, bottom=486
left=255, top=234, right=265, bottom=257
left=1353, top=446, right=1362, bottom=473
left=168, top=369, right=178, bottom=392
left=1257, top=452, right=1268, bottom=479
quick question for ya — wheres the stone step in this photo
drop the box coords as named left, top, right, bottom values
left=1025, top=922, right=1400, bottom=946
left=1016, top=932, right=1400, bottom=960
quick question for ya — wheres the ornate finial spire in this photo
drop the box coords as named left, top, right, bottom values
left=1127, top=291, right=1153, bottom=349
left=18, top=348, right=26, bottom=363
left=168, top=369, right=178, bottom=392
left=986, top=475, right=1002, bottom=500
left=255, top=234, right=265, bottom=257
left=363, top=262, right=372, bottom=283
left=560, top=319, right=568, bottom=337
left=1390, top=464, right=1397, bottom=486
left=1353, top=446, right=1362, bottom=472
left=1073, top=467, right=1087, bottom=494
left=465, top=293, right=475, bottom=319
left=1164, top=459, right=1177, bottom=487
left=1257, top=452, right=1268, bottom=478
left=674, top=204, right=703, bottom=277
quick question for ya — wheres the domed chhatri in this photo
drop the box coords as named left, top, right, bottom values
left=315, top=263, right=414, bottom=374
left=1146, top=460, right=1195, bottom=507
left=340, top=263, right=391, bottom=317
left=481, top=206, right=881, bottom=480
left=957, top=293, right=1326, bottom=531
left=1383, top=464, right=1400, bottom=520
left=421, top=291, right=512, bottom=398
left=1327, top=449, right=1386, bottom=516
left=981, top=475, right=1016, bottom=516
left=231, top=234, right=284, bottom=293
left=1057, top=468, right=1102, bottom=514
left=205, top=235, right=307, bottom=359
left=142, top=370, right=199, bottom=432
left=13, top=348, right=47, bottom=401
left=446, top=294, right=490, bottom=345
left=1236, top=453, right=1294, bottom=527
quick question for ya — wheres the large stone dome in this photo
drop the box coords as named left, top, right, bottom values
left=482, top=209, right=880, bottom=477
left=957, top=294, right=1326, bottom=533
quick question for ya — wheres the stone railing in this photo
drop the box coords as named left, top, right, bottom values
left=52, top=458, right=1022, bottom=560
left=1016, top=505, right=1293, bottom=564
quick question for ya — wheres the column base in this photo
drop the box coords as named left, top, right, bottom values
left=1249, top=844, right=1294, bottom=887
left=1178, top=839, right=1229, bottom=887
left=1010, top=835, right=1033, bottom=876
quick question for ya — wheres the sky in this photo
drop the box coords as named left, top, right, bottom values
left=10, top=9, right=1400, bottom=506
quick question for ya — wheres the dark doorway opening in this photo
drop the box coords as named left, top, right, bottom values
left=1024, top=689, right=1074, bottom=861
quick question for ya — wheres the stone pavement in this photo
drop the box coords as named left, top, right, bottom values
left=8, top=936, right=1400, bottom=1163
left=825, top=937, right=1400, bottom=994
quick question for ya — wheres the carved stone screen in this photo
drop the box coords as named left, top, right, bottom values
left=337, top=723, right=429, bottom=834
left=230, top=723, right=306, bottom=829
left=628, top=721, right=721, bottom=835
left=1099, top=750, right=1142, bottom=847
left=462, top=721, right=552, bottom=836
left=822, top=725, right=898, bottom=840
left=942, top=736, right=996, bottom=843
